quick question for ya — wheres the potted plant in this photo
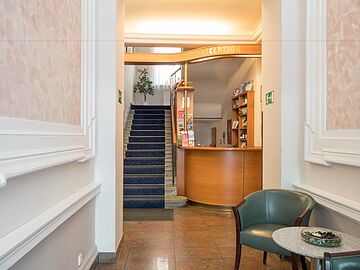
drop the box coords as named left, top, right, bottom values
left=133, top=68, right=155, bottom=105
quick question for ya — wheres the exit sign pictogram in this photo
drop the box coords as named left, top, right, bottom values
left=265, top=91, right=274, bottom=105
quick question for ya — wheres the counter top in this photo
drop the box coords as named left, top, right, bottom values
left=178, top=146, right=262, bottom=151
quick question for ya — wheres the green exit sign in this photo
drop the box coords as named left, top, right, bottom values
left=265, top=91, right=274, bottom=105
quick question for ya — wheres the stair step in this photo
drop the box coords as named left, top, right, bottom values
left=132, top=119, right=165, bottom=125
left=124, top=185, right=165, bottom=196
left=124, top=158, right=165, bottom=166
left=124, top=196, right=165, bottom=208
left=126, top=150, right=165, bottom=158
left=165, top=195, right=188, bottom=209
left=129, top=136, right=166, bottom=143
left=131, top=105, right=170, bottom=110
left=133, top=114, right=165, bottom=120
left=127, top=143, right=165, bottom=150
left=165, top=186, right=177, bottom=196
left=130, top=130, right=165, bottom=137
left=128, top=136, right=165, bottom=143
left=124, top=175, right=164, bottom=185
left=124, top=166, right=165, bottom=175
left=134, top=110, right=165, bottom=114
left=132, top=125, right=165, bottom=130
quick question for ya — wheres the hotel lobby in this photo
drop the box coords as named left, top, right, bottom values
left=0, top=0, right=359, bottom=270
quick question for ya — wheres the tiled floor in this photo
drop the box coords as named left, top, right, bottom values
left=95, top=205, right=292, bottom=270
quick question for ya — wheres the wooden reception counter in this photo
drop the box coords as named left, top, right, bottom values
left=176, top=146, right=262, bottom=207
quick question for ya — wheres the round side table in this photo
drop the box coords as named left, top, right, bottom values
left=272, top=227, right=360, bottom=270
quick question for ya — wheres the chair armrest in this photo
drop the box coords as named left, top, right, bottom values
left=233, top=200, right=246, bottom=211
left=293, top=204, right=314, bottom=226
left=232, top=200, right=246, bottom=231
left=232, top=200, right=246, bottom=253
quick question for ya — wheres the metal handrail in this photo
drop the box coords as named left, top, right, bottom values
left=169, top=67, right=181, bottom=186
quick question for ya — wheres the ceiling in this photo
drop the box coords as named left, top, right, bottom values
left=125, top=0, right=262, bottom=44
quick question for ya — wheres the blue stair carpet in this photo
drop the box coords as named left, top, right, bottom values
left=132, top=124, right=165, bottom=130
left=129, top=136, right=165, bottom=143
left=124, top=104, right=170, bottom=209
left=127, top=143, right=165, bottom=150
left=130, top=130, right=165, bottom=137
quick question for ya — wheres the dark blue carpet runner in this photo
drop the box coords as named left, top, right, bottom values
left=124, top=105, right=170, bottom=208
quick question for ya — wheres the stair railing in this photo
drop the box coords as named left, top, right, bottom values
left=169, top=68, right=181, bottom=187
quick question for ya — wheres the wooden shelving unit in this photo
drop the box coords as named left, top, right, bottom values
left=231, top=90, right=255, bottom=147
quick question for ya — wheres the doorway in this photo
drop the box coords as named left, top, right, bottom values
left=211, top=127, right=217, bottom=147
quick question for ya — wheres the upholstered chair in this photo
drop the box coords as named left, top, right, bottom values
left=232, top=189, right=315, bottom=270
left=323, top=251, right=360, bottom=270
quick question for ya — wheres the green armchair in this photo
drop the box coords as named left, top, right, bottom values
left=323, top=251, right=360, bottom=270
left=232, top=189, right=315, bottom=270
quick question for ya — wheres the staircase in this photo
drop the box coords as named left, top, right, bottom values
left=124, top=104, right=187, bottom=209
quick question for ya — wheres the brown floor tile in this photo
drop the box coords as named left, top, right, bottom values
left=175, top=258, right=229, bottom=270
left=217, top=246, right=236, bottom=259
left=175, top=246, right=222, bottom=260
left=128, top=247, right=175, bottom=259
left=125, top=257, right=175, bottom=270
left=96, top=206, right=292, bottom=270
left=127, top=231, right=173, bottom=242
left=130, top=238, right=174, bottom=249
left=94, top=264, right=114, bottom=270
left=174, top=231, right=215, bottom=248
left=212, top=232, right=237, bottom=248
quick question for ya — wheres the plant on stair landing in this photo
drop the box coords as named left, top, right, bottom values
left=134, top=68, right=155, bottom=104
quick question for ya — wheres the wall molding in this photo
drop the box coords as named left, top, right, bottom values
left=125, top=24, right=262, bottom=46
left=80, top=245, right=98, bottom=270
left=0, top=181, right=101, bottom=269
left=0, top=0, right=96, bottom=186
left=305, top=0, right=360, bottom=167
left=293, top=182, right=360, bottom=224
left=0, top=146, right=86, bottom=188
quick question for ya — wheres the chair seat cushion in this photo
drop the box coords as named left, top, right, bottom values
left=240, top=223, right=291, bottom=256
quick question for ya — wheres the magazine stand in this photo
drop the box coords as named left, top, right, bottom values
left=175, top=63, right=195, bottom=146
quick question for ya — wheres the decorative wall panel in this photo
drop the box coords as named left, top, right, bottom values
left=305, top=0, right=360, bottom=167
left=0, top=0, right=95, bottom=188
left=0, top=0, right=82, bottom=125
left=326, top=0, right=360, bottom=130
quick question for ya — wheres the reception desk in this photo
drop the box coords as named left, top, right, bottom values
left=176, top=146, right=262, bottom=207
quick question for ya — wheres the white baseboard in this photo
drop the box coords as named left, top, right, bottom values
left=79, top=245, right=98, bottom=270
left=293, top=182, right=360, bottom=224
left=0, top=181, right=101, bottom=269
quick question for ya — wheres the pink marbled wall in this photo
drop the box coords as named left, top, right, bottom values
left=0, top=0, right=82, bottom=125
left=326, top=0, right=360, bottom=130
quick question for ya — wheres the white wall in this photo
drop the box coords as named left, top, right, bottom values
left=262, top=0, right=282, bottom=188
left=0, top=161, right=96, bottom=270
left=95, top=0, right=124, bottom=253
left=134, top=87, right=170, bottom=105
left=132, top=65, right=171, bottom=106
left=216, top=58, right=263, bottom=147
left=263, top=0, right=360, bottom=237
left=0, top=1, right=112, bottom=268
left=193, top=121, right=219, bottom=146
left=124, top=65, right=135, bottom=121
left=116, top=0, right=125, bottom=251
left=194, top=103, right=221, bottom=119
left=9, top=201, right=96, bottom=270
